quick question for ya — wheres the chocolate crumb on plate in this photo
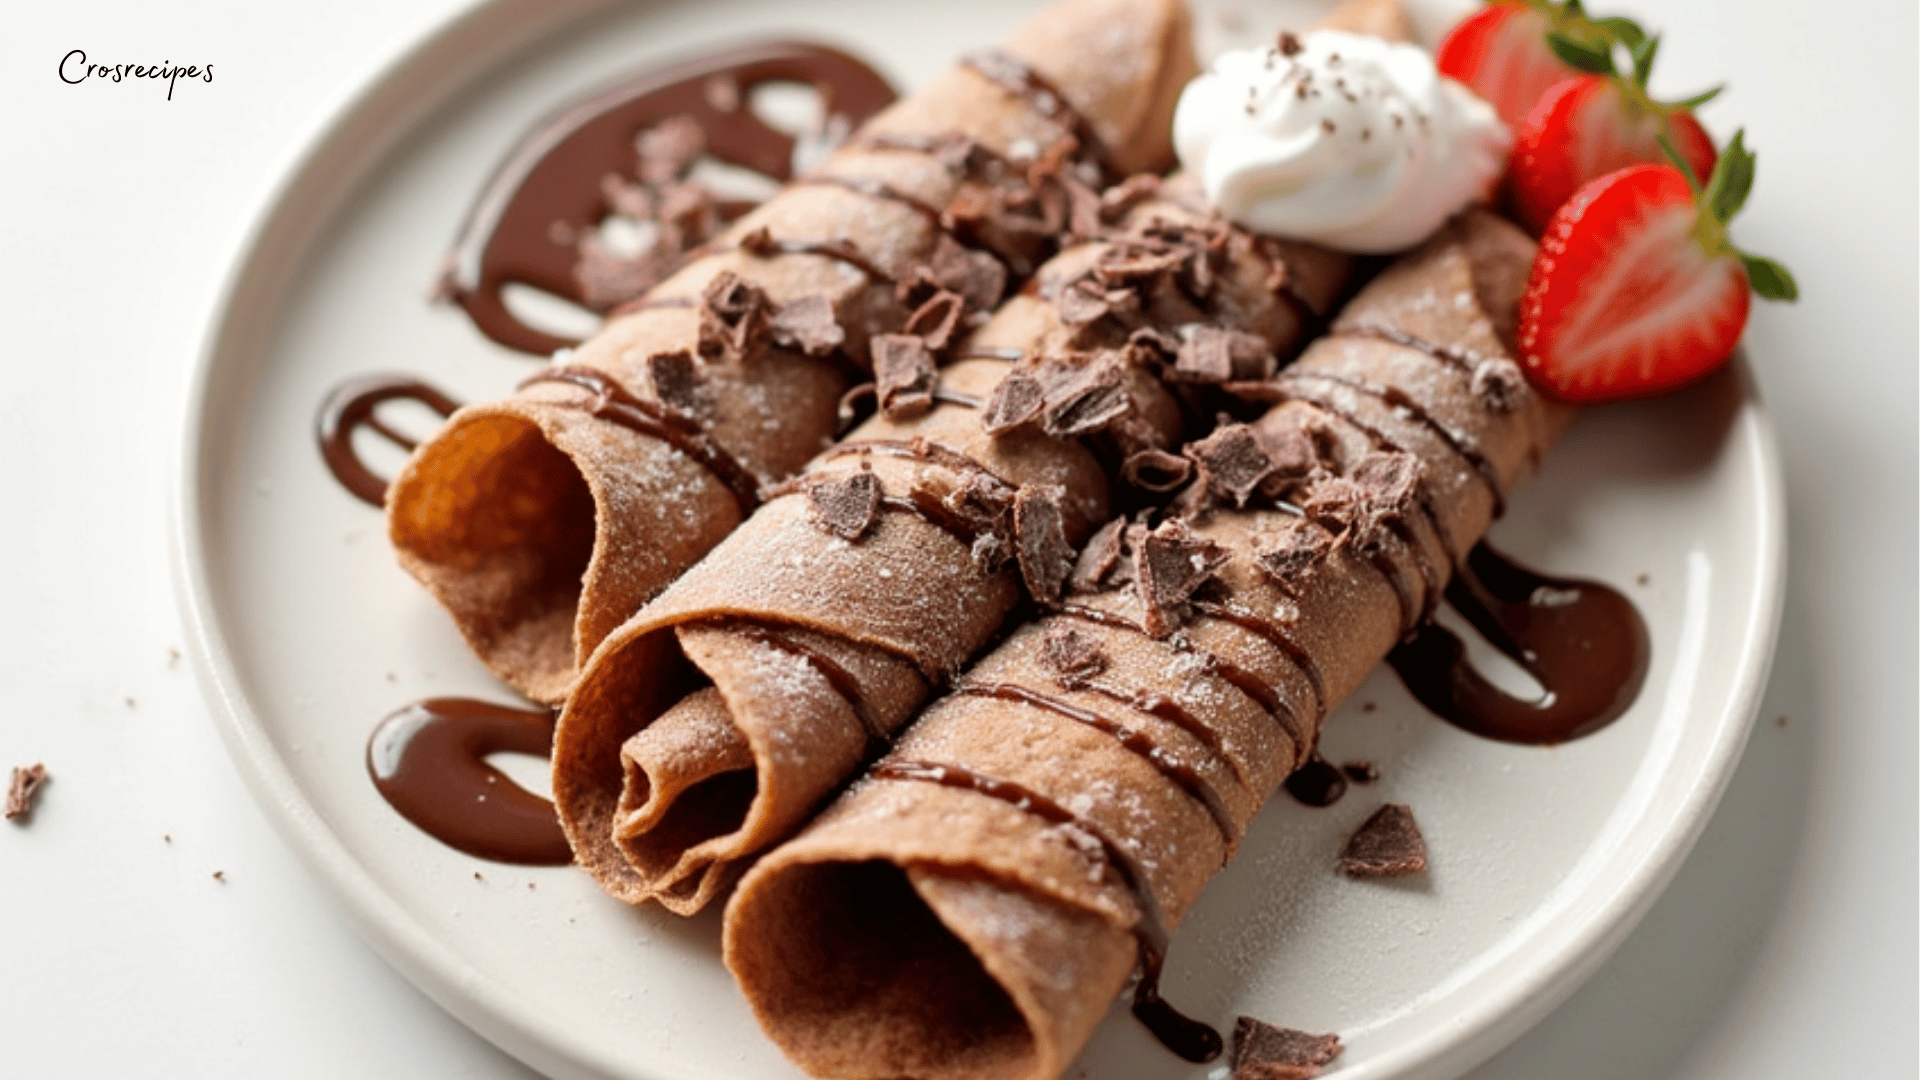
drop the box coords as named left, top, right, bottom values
left=1341, top=760, right=1379, bottom=783
left=1340, top=802, right=1427, bottom=878
left=1231, top=1016, right=1341, bottom=1080
left=6, top=763, right=48, bottom=822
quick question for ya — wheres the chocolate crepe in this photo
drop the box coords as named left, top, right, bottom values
left=553, top=179, right=1352, bottom=914
left=723, top=209, right=1574, bottom=1080
left=386, top=0, right=1199, bottom=703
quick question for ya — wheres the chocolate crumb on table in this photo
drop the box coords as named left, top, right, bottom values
left=6, top=763, right=48, bottom=822
left=1340, top=803, right=1427, bottom=878
left=1231, top=1016, right=1342, bottom=1080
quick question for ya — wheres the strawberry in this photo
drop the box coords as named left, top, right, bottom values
left=1436, top=0, right=1630, bottom=127
left=1518, top=132, right=1796, bottom=403
left=1509, top=32, right=1722, bottom=232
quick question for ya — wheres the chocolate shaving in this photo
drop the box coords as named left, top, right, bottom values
left=1037, top=625, right=1109, bottom=687
left=1068, top=516, right=1127, bottom=594
left=981, top=369, right=1047, bottom=435
left=768, top=293, right=845, bottom=356
left=1254, top=425, right=1323, bottom=495
left=807, top=471, right=882, bottom=541
left=902, top=290, right=966, bottom=352
left=1301, top=451, right=1423, bottom=552
left=1253, top=520, right=1333, bottom=590
left=635, top=114, right=705, bottom=184
left=6, top=763, right=47, bottom=822
left=1134, top=518, right=1229, bottom=637
left=1099, top=174, right=1162, bottom=221
left=1231, top=1016, right=1341, bottom=1080
left=1341, top=760, right=1380, bottom=783
left=737, top=225, right=781, bottom=257
left=1173, top=327, right=1276, bottom=383
left=1056, top=276, right=1139, bottom=328
left=646, top=349, right=706, bottom=416
left=1186, top=424, right=1277, bottom=508
left=872, top=335, right=938, bottom=419
left=1040, top=353, right=1131, bottom=437
left=923, top=234, right=1009, bottom=313
left=1340, top=803, right=1428, bottom=878
left=697, top=269, right=773, bottom=361
left=969, top=532, right=1009, bottom=573
left=1012, top=486, right=1075, bottom=605
left=1121, top=448, right=1193, bottom=493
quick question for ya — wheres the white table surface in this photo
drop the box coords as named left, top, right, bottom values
left=2, top=0, right=1913, bottom=1077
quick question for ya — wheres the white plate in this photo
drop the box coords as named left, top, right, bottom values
left=173, top=2, right=1786, bottom=1079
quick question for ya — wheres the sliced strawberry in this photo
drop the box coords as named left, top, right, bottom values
left=1437, top=2, right=1581, bottom=127
left=1508, top=38, right=1722, bottom=232
left=1519, top=134, right=1796, bottom=403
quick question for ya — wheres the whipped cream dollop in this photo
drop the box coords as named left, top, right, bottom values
left=1173, top=30, right=1510, bottom=253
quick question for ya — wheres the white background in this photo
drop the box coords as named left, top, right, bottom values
left=1, top=1, right=1912, bottom=1078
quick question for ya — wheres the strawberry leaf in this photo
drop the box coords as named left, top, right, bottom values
left=1629, top=34, right=1659, bottom=89
left=1548, top=32, right=1616, bottom=75
left=1741, top=254, right=1798, bottom=302
left=1671, top=85, right=1724, bottom=111
left=1596, top=16, right=1646, bottom=49
left=1704, top=130, right=1756, bottom=224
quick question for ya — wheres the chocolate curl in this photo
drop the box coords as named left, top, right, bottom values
left=872, top=335, right=939, bottom=419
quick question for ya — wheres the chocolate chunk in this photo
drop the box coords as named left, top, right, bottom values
left=944, top=471, right=1015, bottom=532
left=768, top=293, right=845, bottom=356
left=1068, top=516, right=1127, bottom=594
left=1093, top=245, right=1186, bottom=287
left=872, top=335, right=938, bottom=419
left=1121, top=448, right=1193, bottom=493
left=1471, top=357, right=1527, bottom=412
left=1174, top=327, right=1275, bottom=383
left=634, top=115, right=705, bottom=184
left=806, top=471, right=882, bottom=541
left=1012, top=486, right=1074, bottom=605
left=1231, top=1016, right=1341, bottom=1080
left=1340, top=803, right=1427, bottom=878
left=1056, top=276, right=1137, bottom=328
left=1255, top=426, right=1322, bottom=488
left=1135, top=519, right=1229, bottom=638
left=1302, top=452, right=1423, bottom=551
left=981, top=369, right=1047, bottom=435
left=646, top=349, right=707, bottom=416
left=6, top=763, right=47, bottom=823
left=1041, top=354, right=1132, bottom=437
left=1276, top=31, right=1306, bottom=58
left=902, top=289, right=966, bottom=351
left=697, top=269, right=772, bottom=360
left=1038, top=625, right=1108, bottom=687
left=1186, top=424, right=1276, bottom=508
left=924, top=234, right=1008, bottom=314
left=1253, top=520, right=1331, bottom=590
left=969, top=532, right=1009, bottom=573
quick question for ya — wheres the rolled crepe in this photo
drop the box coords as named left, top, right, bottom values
left=552, top=173, right=1354, bottom=914
left=723, top=209, right=1573, bottom=1080
left=386, top=0, right=1199, bottom=704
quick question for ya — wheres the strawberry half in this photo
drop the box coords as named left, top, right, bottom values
left=1436, top=2, right=1583, bottom=127
left=1509, top=32, right=1722, bottom=232
left=1518, top=133, right=1796, bottom=403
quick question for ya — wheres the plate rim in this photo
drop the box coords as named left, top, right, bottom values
left=170, top=3, right=1790, bottom=1079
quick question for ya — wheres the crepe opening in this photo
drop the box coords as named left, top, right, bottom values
left=389, top=411, right=595, bottom=702
left=726, top=859, right=1035, bottom=1080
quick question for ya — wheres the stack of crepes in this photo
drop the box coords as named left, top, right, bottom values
left=554, top=171, right=1350, bottom=912
left=722, top=209, right=1572, bottom=1080
left=385, top=0, right=1199, bottom=704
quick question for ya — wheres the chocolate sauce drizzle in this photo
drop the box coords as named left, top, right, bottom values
left=951, top=682, right=1236, bottom=843
left=870, top=759, right=1222, bottom=1063
left=367, top=698, right=571, bottom=865
left=1277, top=368, right=1506, bottom=503
left=519, top=364, right=762, bottom=514
left=439, top=41, right=897, bottom=355
left=316, top=375, right=463, bottom=507
left=1388, top=543, right=1650, bottom=745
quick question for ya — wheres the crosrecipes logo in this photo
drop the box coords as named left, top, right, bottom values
left=59, top=50, right=212, bottom=100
